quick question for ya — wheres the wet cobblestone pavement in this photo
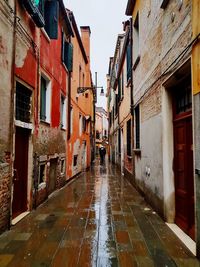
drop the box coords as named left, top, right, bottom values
left=0, top=161, right=200, bottom=267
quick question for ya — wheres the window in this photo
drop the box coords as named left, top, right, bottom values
left=40, top=76, right=51, bottom=123
left=135, top=105, right=140, bottom=149
left=60, top=159, right=65, bottom=174
left=118, top=77, right=121, bottom=100
left=133, top=13, right=140, bottom=69
left=73, top=155, right=78, bottom=166
left=79, top=114, right=82, bottom=136
left=39, top=163, right=46, bottom=185
left=174, top=80, right=192, bottom=115
left=23, top=0, right=44, bottom=27
left=79, top=66, right=81, bottom=87
left=82, top=116, right=86, bottom=132
left=96, top=130, right=100, bottom=139
left=126, top=43, right=131, bottom=81
left=121, top=69, right=124, bottom=97
left=61, top=32, right=73, bottom=71
left=16, top=82, right=32, bottom=123
left=115, top=94, right=118, bottom=116
left=127, top=119, right=131, bottom=156
left=60, top=95, right=66, bottom=129
left=118, top=129, right=121, bottom=154
left=43, top=0, right=59, bottom=39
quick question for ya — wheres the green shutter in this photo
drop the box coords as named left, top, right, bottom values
left=44, top=0, right=59, bottom=39
left=61, top=30, right=65, bottom=62
left=126, top=44, right=131, bottom=81
left=64, top=42, right=73, bottom=72
left=118, top=77, right=121, bottom=100
left=40, top=77, right=46, bottom=120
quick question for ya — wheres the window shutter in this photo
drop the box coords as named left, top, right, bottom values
left=118, top=77, right=121, bottom=100
left=40, top=77, right=46, bottom=120
left=61, top=30, right=65, bottom=62
left=64, top=42, right=73, bottom=72
left=126, top=43, right=131, bottom=81
left=44, top=0, right=59, bottom=39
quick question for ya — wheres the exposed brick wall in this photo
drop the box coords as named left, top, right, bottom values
left=141, top=85, right=161, bottom=122
left=0, top=163, right=11, bottom=233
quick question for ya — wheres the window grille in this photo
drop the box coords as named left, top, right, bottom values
left=127, top=119, right=131, bottom=156
left=16, top=82, right=31, bottom=123
left=135, top=106, right=140, bottom=149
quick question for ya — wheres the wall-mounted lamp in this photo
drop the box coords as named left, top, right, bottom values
left=100, top=88, right=104, bottom=96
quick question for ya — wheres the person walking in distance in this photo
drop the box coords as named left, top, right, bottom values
left=99, top=146, right=106, bottom=164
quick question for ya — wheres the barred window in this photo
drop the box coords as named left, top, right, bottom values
left=127, top=119, right=131, bottom=156
left=16, top=82, right=32, bottom=123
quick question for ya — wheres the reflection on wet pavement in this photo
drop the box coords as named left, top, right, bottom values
left=0, top=160, right=199, bottom=266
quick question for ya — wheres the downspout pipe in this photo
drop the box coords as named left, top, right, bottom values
left=130, top=18, right=134, bottom=116
left=9, top=0, right=17, bottom=228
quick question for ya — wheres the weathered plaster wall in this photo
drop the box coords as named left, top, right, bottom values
left=0, top=0, right=14, bottom=162
left=132, top=0, right=191, bottom=216
left=67, top=25, right=92, bottom=180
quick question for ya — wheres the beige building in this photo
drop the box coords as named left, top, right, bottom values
left=95, top=107, right=108, bottom=153
left=108, top=0, right=200, bottom=255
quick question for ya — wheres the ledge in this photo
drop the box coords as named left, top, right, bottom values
left=40, top=120, right=50, bottom=126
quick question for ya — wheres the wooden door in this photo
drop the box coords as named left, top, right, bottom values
left=173, top=79, right=194, bottom=239
left=48, top=158, right=57, bottom=194
left=12, top=127, right=29, bottom=218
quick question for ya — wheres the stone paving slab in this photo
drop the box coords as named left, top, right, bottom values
left=0, top=162, right=199, bottom=266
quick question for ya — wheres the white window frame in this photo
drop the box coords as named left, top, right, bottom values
left=40, top=74, right=51, bottom=124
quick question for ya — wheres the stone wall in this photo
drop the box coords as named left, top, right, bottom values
left=0, top=163, right=11, bottom=233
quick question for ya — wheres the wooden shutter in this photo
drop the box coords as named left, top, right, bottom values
left=61, top=30, right=65, bottom=62
left=44, top=0, right=59, bottom=39
left=126, top=43, right=131, bottom=81
left=64, top=42, right=73, bottom=72
left=127, top=119, right=131, bottom=156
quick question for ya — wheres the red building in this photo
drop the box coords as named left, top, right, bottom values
left=0, top=0, right=73, bottom=229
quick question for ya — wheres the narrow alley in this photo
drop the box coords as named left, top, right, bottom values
left=0, top=160, right=199, bottom=267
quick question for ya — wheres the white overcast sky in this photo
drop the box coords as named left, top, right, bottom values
left=64, top=0, right=128, bottom=109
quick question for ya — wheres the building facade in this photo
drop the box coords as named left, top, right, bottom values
left=67, top=12, right=94, bottom=179
left=107, top=24, right=133, bottom=175
left=108, top=0, right=200, bottom=255
left=95, top=106, right=108, bottom=153
left=0, top=0, right=92, bottom=234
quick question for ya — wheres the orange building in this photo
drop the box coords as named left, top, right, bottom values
left=67, top=11, right=94, bottom=179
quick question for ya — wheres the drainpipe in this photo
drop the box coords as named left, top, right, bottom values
left=129, top=17, right=135, bottom=183
left=67, top=40, right=72, bottom=141
left=9, top=0, right=17, bottom=228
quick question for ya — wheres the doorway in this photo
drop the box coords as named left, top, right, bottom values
left=12, top=127, right=30, bottom=218
left=48, top=158, right=57, bottom=195
left=173, top=76, right=194, bottom=240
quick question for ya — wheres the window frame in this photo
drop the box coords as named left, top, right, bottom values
left=40, top=74, right=51, bottom=124
left=135, top=105, right=140, bottom=149
left=126, top=119, right=132, bottom=156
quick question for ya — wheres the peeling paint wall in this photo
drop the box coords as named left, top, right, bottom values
left=131, top=0, right=191, bottom=217
left=0, top=0, right=14, bottom=162
left=67, top=23, right=93, bottom=180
